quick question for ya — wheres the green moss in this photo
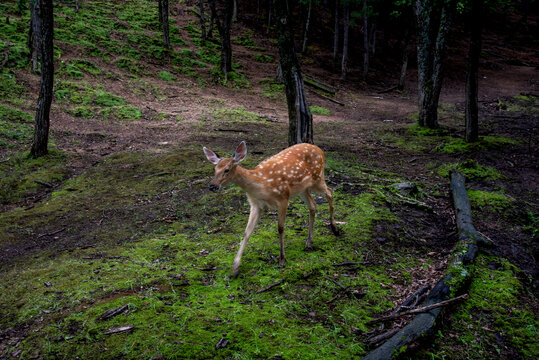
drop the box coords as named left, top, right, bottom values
left=467, top=189, right=514, bottom=212
left=426, top=255, right=538, bottom=359
left=437, top=160, right=502, bottom=180
left=0, top=149, right=69, bottom=204
left=254, top=54, right=275, bottom=63
left=311, top=106, right=331, bottom=116
left=261, top=80, right=285, bottom=101
left=158, top=70, right=175, bottom=82
left=211, top=107, right=264, bottom=123
left=233, top=31, right=256, bottom=47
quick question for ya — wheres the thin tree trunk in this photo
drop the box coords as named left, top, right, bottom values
left=414, top=0, right=454, bottom=128
left=398, top=27, right=410, bottom=90
left=162, top=0, right=170, bottom=49
left=302, top=0, right=312, bottom=53
left=465, top=0, right=483, bottom=143
left=369, top=20, right=376, bottom=55
left=31, top=0, right=54, bottom=158
left=232, top=0, right=237, bottom=21
left=267, top=1, right=272, bottom=33
left=341, top=3, right=349, bottom=80
left=274, top=0, right=313, bottom=145
left=199, top=0, right=207, bottom=44
left=158, top=0, right=163, bottom=25
left=333, top=0, right=340, bottom=62
left=209, top=0, right=233, bottom=80
left=363, top=0, right=369, bottom=80
left=29, top=0, right=41, bottom=74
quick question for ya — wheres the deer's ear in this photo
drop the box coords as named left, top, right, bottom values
left=233, top=141, right=247, bottom=163
left=203, top=147, right=221, bottom=165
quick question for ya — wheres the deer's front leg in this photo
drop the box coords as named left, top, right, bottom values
left=277, top=201, right=288, bottom=267
left=232, top=205, right=260, bottom=278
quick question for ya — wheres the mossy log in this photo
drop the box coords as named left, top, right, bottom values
left=362, top=171, right=487, bottom=360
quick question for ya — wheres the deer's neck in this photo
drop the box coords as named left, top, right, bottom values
left=232, top=166, right=264, bottom=195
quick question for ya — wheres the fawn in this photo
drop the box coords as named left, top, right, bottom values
left=203, top=141, right=338, bottom=277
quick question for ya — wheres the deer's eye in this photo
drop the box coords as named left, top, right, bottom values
left=224, top=168, right=230, bottom=173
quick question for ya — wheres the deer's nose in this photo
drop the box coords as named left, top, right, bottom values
left=209, top=184, right=219, bottom=192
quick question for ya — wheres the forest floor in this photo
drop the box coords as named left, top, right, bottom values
left=0, top=1, right=538, bottom=359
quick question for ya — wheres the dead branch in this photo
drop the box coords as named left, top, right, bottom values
left=102, top=324, right=134, bottom=335
left=391, top=285, right=431, bottom=314
left=34, top=179, right=53, bottom=188
left=37, top=227, right=66, bottom=239
left=366, top=328, right=400, bottom=345
left=97, top=305, right=129, bottom=321
left=256, top=280, right=282, bottom=294
left=367, top=294, right=469, bottom=325
left=307, top=87, right=345, bottom=106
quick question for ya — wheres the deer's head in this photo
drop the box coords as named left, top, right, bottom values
left=203, top=141, right=247, bottom=191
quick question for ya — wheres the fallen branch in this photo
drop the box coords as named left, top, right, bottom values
left=304, top=75, right=337, bottom=95
left=307, top=87, right=345, bottom=106
left=367, top=294, right=469, bottom=325
left=391, top=285, right=431, bottom=314
left=102, top=324, right=134, bottom=335
left=34, top=179, right=53, bottom=188
left=362, top=172, right=484, bottom=360
left=97, top=305, right=129, bottom=321
left=37, top=227, right=66, bottom=239
left=366, top=328, right=400, bottom=345
left=256, top=280, right=282, bottom=294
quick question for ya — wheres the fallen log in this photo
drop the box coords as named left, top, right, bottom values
left=362, top=171, right=486, bottom=360
left=304, top=75, right=337, bottom=95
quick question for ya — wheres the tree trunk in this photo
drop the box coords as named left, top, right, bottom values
left=274, top=0, right=313, bottom=146
left=341, top=3, right=349, bottom=80
left=414, top=0, right=454, bottom=128
left=363, top=0, right=369, bottom=80
left=209, top=0, right=233, bottom=80
left=465, top=0, right=483, bottom=143
left=333, top=0, right=340, bottom=62
left=199, top=0, right=207, bottom=44
left=31, top=0, right=54, bottom=158
left=302, top=0, right=312, bottom=53
left=398, top=27, right=410, bottom=90
left=162, top=0, right=171, bottom=49
left=158, top=0, right=163, bottom=25
left=232, top=0, right=237, bottom=22
left=28, top=0, right=41, bottom=74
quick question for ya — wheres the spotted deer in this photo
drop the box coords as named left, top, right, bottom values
left=203, top=141, right=338, bottom=277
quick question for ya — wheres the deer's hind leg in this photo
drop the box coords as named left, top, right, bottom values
left=312, top=179, right=338, bottom=235
left=300, top=190, right=317, bottom=249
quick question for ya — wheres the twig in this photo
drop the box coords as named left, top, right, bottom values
left=256, top=280, right=282, bottom=294
left=97, top=305, right=129, bottom=321
left=324, top=276, right=346, bottom=290
left=307, top=87, right=345, bottom=106
left=34, top=179, right=53, bottom=188
left=331, top=261, right=367, bottom=267
left=102, top=324, right=134, bottom=335
left=37, top=227, right=66, bottom=239
left=366, top=294, right=469, bottom=325
left=391, top=285, right=431, bottom=314
left=366, top=328, right=400, bottom=345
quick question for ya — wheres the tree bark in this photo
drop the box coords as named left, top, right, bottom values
left=31, top=0, right=54, bottom=158
left=302, top=0, right=312, bottom=53
left=274, top=0, right=313, bottom=145
left=162, top=0, right=171, bottom=50
left=341, top=3, right=350, bottom=80
left=363, top=0, right=369, bottom=80
left=209, top=0, right=233, bottom=79
left=199, top=0, right=207, bottom=44
left=28, top=0, right=41, bottom=74
left=465, top=0, right=483, bottom=143
left=414, top=0, right=454, bottom=128
left=398, top=28, right=411, bottom=90
left=333, top=0, right=340, bottom=62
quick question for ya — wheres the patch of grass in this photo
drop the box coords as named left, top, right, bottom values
left=436, top=136, right=519, bottom=154
left=437, top=160, right=503, bottom=181
left=101, top=106, right=143, bottom=121
left=211, top=107, right=264, bottom=123
left=260, top=80, right=285, bottom=101
left=233, top=31, right=256, bottom=47
left=0, top=149, right=69, bottom=204
left=0, top=104, right=33, bottom=123
left=254, top=53, right=275, bottom=63
left=467, top=189, right=514, bottom=212
left=311, top=106, right=331, bottom=116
